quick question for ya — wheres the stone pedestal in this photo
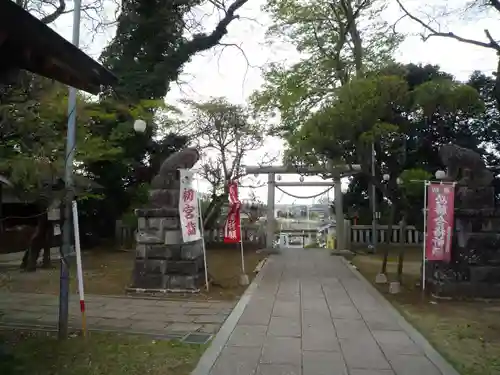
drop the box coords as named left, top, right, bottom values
left=426, top=185, right=500, bottom=298
left=128, top=148, right=205, bottom=293
left=131, top=214, right=205, bottom=292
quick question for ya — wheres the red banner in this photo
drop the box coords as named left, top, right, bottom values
left=425, top=183, right=455, bottom=262
left=224, top=181, right=241, bottom=243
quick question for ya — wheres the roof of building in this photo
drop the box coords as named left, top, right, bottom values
left=0, top=0, right=117, bottom=94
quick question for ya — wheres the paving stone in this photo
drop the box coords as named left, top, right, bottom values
left=239, top=307, right=272, bottom=325
left=211, top=301, right=236, bottom=310
left=349, top=370, right=395, bottom=375
left=198, top=324, right=220, bottom=334
left=163, top=314, right=196, bottom=323
left=256, top=364, right=301, bottom=375
left=194, top=314, right=227, bottom=324
left=333, top=319, right=372, bottom=339
left=340, top=337, right=392, bottom=370
left=87, top=310, right=136, bottom=319
left=302, top=351, right=347, bottom=375
left=388, top=355, right=441, bottom=375
left=0, top=311, right=43, bottom=321
left=302, top=326, right=340, bottom=352
left=120, top=306, right=186, bottom=315
left=166, top=322, right=202, bottom=332
left=182, top=301, right=213, bottom=308
left=228, top=325, right=268, bottom=347
left=328, top=304, right=362, bottom=320
left=268, top=317, right=301, bottom=337
left=301, top=308, right=332, bottom=324
left=260, top=336, right=301, bottom=366
left=36, top=314, right=58, bottom=324
left=362, top=311, right=403, bottom=331
left=301, top=299, right=329, bottom=313
left=372, top=330, right=423, bottom=356
left=186, top=308, right=222, bottom=315
left=272, top=301, right=300, bottom=318
left=209, top=346, right=261, bottom=375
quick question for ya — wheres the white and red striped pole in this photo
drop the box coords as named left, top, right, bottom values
left=71, top=200, right=87, bottom=336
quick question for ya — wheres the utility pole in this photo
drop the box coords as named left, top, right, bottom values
left=371, top=141, right=377, bottom=253
left=59, top=0, right=82, bottom=339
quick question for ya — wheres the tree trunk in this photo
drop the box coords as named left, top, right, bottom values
left=203, top=194, right=227, bottom=230
left=397, top=215, right=407, bottom=283
left=380, top=203, right=396, bottom=274
left=0, top=183, right=3, bottom=234
left=21, top=203, right=49, bottom=271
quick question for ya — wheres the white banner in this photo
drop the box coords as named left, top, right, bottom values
left=179, top=169, right=201, bottom=242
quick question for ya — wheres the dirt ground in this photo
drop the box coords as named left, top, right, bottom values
left=0, top=246, right=267, bottom=301
left=351, top=247, right=500, bottom=375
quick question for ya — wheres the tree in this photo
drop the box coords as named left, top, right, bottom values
left=80, top=0, right=254, bottom=237
left=0, top=77, right=121, bottom=270
left=284, top=64, right=488, bottom=283
left=395, top=0, right=500, bottom=108
left=252, top=0, right=402, bottom=136
left=184, top=98, right=266, bottom=229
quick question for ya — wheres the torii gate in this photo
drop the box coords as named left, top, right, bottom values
left=243, top=164, right=362, bottom=250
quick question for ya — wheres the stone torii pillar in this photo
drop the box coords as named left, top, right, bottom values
left=266, top=173, right=276, bottom=249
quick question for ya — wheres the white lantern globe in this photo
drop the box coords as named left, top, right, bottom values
left=435, top=170, right=446, bottom=180
left=133, top=119, right=147, bottom=133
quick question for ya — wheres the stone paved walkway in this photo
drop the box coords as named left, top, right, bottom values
left=0, top=292, right=234, bottom=336
left=194, top=249, right=458, bottom=375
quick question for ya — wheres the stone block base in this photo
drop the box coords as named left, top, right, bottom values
left=430, top=281, right=500, bottom=298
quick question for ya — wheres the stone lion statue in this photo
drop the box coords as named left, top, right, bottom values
left=439, top=144, right=493, bottom=187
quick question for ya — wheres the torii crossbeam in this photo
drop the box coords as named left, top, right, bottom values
left=242, top=164, right=362, bottom=250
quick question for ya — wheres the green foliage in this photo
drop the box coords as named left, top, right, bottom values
left=252, top=0, right=403, bottom=135
left=0, top=75, right=122, bottom=200
left=399, top=169, right=432, bottom=198
left=413, top=79, right=484, bottom=116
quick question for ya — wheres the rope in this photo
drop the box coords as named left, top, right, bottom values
left=275, top=185, right=334, bottom=200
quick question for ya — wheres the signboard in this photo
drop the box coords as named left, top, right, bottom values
left=224, top=181, right=241, bottom=243
left=425, top=183, right=455, bottom=262
left=179, top=169, right=201, bottom=242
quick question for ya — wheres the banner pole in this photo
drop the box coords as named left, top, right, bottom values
left=422, top=181, right=428, bottom=292
left=237, top=182, right=248, bottom=286
left=195, top=177, right=209, bottom=292
left=71, top=200, right=86, bottom=337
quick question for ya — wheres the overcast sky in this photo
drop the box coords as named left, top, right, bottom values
left=50, top=0, right=500, bottom=205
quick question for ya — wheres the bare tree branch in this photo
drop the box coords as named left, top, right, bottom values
left=40, top=0, right=65, bottom=24
left=396, top=0, right=500, bottom=50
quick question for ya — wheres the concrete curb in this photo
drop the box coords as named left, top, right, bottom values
left=340, top=257, right=461, bottom=375
left=190, top=257, right=271, bottom=375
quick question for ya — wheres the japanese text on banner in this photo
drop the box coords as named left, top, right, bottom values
left=179, top=169, right=201, bottom=242
left=425, top=183, right=455, bottom=262
left=224, top=181, right=241, bottom=243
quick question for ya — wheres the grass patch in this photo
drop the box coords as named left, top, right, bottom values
left=351, top=247, right=500, bottom=375
left=0, top=330, right=205, bottom=375
left=0, top=247, right=266, bottom=301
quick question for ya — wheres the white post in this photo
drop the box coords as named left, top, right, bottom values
left=195, top=178, right=209, bottom=292
left=239, top=201, right=249, bottom=285
left=422, top=181, right=429, bottom=291
left=71, top=200, right=86, bottom=336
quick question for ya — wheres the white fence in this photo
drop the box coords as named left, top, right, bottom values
left=115, top=220, right=422, bottom=249
left=349, top=224, right=422, bottom=247
left=114, top=220, right=264, bottom=249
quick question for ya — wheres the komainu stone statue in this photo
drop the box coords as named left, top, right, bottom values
left=130, top=147, right=206, bottom=292
left=427, top=143, right=500, bottom=298
left=439, top=143, right=493, bottom=187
